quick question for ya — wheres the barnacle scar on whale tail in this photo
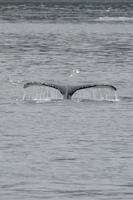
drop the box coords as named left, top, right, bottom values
left=24, top=82, right=117, bottom=100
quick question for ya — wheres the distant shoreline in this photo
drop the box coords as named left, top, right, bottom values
left=0, top=0, right=133, bottom=4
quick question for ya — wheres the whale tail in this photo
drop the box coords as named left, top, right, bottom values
left=24, top=82, right=117, bottom=100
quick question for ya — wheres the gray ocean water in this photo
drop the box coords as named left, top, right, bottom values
left=0, top=1, right=133, bottom=199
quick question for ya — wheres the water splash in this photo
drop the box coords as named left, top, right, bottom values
left=69, top=69, right=80, bottom=77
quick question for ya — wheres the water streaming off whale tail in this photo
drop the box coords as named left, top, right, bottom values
left=23, top=85, right=63, bottom=102
left=72, top=86, right=119, bottom=102
left=23, top=83, right=119, bottom=102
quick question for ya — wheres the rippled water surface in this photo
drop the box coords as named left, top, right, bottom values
left=0, top=1, right=133, bottom=200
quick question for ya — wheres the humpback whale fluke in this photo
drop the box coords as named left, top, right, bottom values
left=24, top=82, right=117, bottom=100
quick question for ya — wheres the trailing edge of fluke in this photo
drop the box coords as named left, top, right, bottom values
left=24, top=82, right=117, bottom=100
